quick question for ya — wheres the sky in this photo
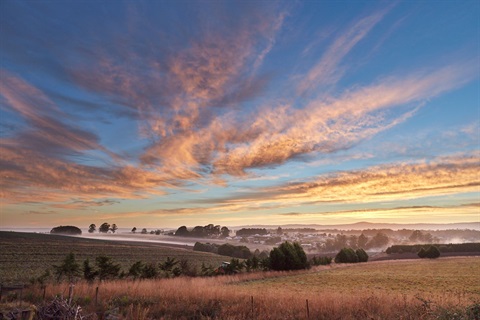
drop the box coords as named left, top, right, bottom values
left=0, top=0, right=479, bottom=229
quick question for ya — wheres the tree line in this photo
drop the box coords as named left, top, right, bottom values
left=88, top=222, right=118, bottom=234
left=174, top=224, right=230, bottom=238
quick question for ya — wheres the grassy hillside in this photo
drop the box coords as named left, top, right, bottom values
left=3, top=255, right=479, bottom=319
left=0, top=231, right=226, bottom=283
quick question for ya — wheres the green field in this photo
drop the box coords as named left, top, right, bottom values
left=0, top=231, right=226, bottom=283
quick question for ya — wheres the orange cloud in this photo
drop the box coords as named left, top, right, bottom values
left=262, top=153, right=480, bottom=204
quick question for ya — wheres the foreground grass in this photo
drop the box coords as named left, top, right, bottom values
left=0, top=231, right=226, bottom=283
left=4, top=257, right=479, bottom=319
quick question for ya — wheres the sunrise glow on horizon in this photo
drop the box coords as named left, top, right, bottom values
left=0, top=1, right=479, bottom=229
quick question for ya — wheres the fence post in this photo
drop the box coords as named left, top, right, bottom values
left=306, top=299, right=310, bottom=319
left=18, top=286, right=23, bottom=307
left=42, top=286, right=46, bottom=300
left=95, top=286, right=99, bottom=306
left=68, top=284, right=74, bottom=305
left=251, top=296, right=254, bottom=320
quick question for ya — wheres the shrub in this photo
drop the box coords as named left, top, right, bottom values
left=269, top=241, right=309, bottom=271
left=424, top=246, right=441, bottom=259
left=83, top=259, right=97, bottom=282
left=218, top=243, right=252, bottom=259
left=141, top=263, right=158, bottom=279
left=335, top=248, right=359, bottom=263
left=311, top=256, right=332, bottom=266
left=194, top=242, right=219, bottom=253
left=128, top=261, right=144, bottom=279
left=96, top=255, right=121, bottom=280
left=417, top=247, right=427, bottom=258
left=356, top=248, right=369, bottom=262
left=53, top=252, right=81, bottom=281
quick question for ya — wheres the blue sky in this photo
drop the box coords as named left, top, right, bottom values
left=0, top=0, right=479, bottom=228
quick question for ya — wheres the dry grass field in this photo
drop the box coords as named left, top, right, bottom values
left=3, top=255, right=478, bottom=319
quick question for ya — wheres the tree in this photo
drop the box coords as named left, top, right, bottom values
left=334, top=234, right=348, bottom=249
left=348, top=235, right=358, bottom=249
left=221, top=226, right=230, bottom=238
left=409, top=230, right=433, bottom=243
left=269, top=241, right=309, bottom=271
left=128, top=261, right=144, bottom=279
left=277, top=227, right=283, bottom=235
left=159, top=257, right=179, bottom=273
left=51, top=226, right=82, bottom=235
left=131, top=227, right=137, bottom=233
left=358, top=233, right=369, bottom=248
left=141, top=263, right=158, bottom=279
left=175, top=226, right=189, bottom=236
left=83, top=259, right=97, bottom=282
left=110, top=224, right=118, bottom=233
left=141, top=228, right=147, bottom=234
left=53, top=252, right=81, bottom=282
left=367, top=232, right=389, bottom=249
left=95, top=255, right=121, bottom=280
left=88, top=224, right=96, bottom=233
left=99, top=222, right=110, bottom=233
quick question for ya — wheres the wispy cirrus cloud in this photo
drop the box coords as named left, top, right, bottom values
left=297, top=6, right=392, bottom=94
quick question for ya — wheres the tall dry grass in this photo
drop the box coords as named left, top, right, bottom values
left=22, top=268, right=477, bottom=320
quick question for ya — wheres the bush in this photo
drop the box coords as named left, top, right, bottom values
left=424, top=246, right=441, bottom=259
left=269, top=241, right=309, bottom=271
left=335, top=248, right=359, bottom=263
left=311, top=256, right=332, bottom=266
left=193, top=242, right=219, bottom=254
left=417, top=247, right=427, bottom=258
left=96, top=255, right=121, bottom=280
left=218, top=243, right=252, bottom=259
left=53, top=252, right=81, bottom=281
left=356, top=248, right=369, bottom=262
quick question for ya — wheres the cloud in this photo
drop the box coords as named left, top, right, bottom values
left=278, top=203, right=480, bottom=217
left=211, top=62, right=475, bottom=175
left=0, top=71, right=117, bottom=160
left=262, top=153, right=480, bottom=204
left=51, top=199, right=120, bottom=210
left=1, top=2, right=478, bottom=216
left=184, top=153, right=480, bottom=213
left=297, top=7, right=391, bottom=94
left=25, top=210, right=58, bottom=215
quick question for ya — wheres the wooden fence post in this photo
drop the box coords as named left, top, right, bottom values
left=95, top=286, right=99, bottom=306
left=43, top=286, right=46, bottom=300
left=68, top=284, right=74, bottom=305
left=18, top=286, right=23, bottom=306
left=251, top=296, right=254, bottom=320
left=306, top=299, right=310, bottom=319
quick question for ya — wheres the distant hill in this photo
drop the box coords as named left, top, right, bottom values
left=233, top=221, right=480, bottom=231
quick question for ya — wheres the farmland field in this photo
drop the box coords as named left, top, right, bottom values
left=0, top=231, right=226, bottom=283
left=1, top=231, right=478, bottom=319
left=237, top=257, right=480, bottom=297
